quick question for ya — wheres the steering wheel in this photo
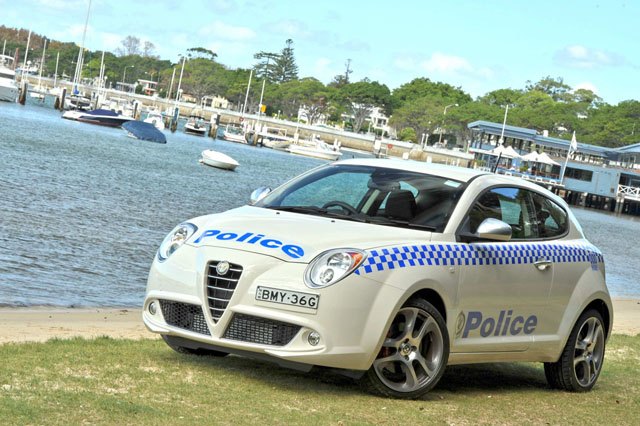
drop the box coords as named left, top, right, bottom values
left=322, top=200, right=359, bottom=215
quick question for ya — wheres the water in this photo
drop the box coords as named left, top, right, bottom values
left=1, top=103, right=639, bottom=307
left=0, top=103, right=326, bottom=307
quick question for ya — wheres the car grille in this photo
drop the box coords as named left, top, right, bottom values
left=223, top=313, right=301, bottom=346
left=159, top=300, right=211, bottom=336
left=206, top=260, right=243, bottom=322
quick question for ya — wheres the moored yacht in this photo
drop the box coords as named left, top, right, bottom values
left=0, top=55, right=19, bottom=103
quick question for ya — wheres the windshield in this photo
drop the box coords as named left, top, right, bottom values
left=255, top=164, right=465, bottom=232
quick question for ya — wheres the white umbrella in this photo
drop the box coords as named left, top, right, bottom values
left=537, top=151, right=560, bottom=166
left=491, top=144, right=521, bottom=158
left=521, top=151, right=541, bottom=162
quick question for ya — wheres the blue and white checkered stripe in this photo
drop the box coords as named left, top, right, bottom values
left=355, top=242, right=603, bottom=275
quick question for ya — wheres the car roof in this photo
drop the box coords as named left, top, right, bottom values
left=334, top=158, right=488, bottom=183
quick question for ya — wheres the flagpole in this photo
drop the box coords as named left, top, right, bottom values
left=560, top=131, right=577, bottom=184
left=499, top=104, right=509, bottom=146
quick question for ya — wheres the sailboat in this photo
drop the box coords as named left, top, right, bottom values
left=29, top=39, right=47, bottom=100
left=65, top=0, right=92, bottom=110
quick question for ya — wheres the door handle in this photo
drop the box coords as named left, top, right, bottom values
left=534, top=259, right=552, bottom=271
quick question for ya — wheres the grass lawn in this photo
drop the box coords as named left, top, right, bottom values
left=0, top=334, right=638, bottom=425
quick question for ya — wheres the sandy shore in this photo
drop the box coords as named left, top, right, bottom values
left=0, top=299, right=638, bottom=344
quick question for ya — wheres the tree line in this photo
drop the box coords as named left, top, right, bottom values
left=1, top=25, right=638, bottom=148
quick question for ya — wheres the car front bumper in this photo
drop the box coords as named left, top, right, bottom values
left=143, top=245, right=405, bottom=371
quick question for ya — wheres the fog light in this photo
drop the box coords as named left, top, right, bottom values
left=307, top=331, right=321, bottom=346
left=149, top=301, right=158, bottom=315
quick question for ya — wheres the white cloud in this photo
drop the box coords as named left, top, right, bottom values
left=199, top=21, right=256, bottom=41
left=393, top=56, right=417, bottom=71
left=50, top=24, right=92, bottom=43
left=554, top=45, right=626, bottom=69
left=421, top=52, right=473, bottom=73
left=97, top=32, right=124, bottom=51
left=417, top=52, right=495, bottom=79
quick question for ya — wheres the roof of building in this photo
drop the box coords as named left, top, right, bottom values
left=467, top=120, right=627, bottom=159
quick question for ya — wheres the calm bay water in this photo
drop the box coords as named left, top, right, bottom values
left=1, top=102, right=639, bottom=307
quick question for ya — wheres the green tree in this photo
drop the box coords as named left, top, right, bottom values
left=272, top=39, right=298, bottom=83
left=339, top=79, right=391, bottom=132
left=253, top=51, right=279, bottom=82
left=187, top=47, right=217, bottom=61
left=390, top=96, right=450, bottom=145
left=525, top=76, right=573, bottom=102
left=390, top=77, right=472, bottom=112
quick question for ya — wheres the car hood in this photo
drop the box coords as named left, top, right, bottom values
left=186, top=205, right=434, bottom=263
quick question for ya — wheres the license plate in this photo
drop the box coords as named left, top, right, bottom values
left=255, top=286, right=319, bottom=309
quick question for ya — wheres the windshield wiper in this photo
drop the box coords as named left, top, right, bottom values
left=266, top=205, right=371, bottom=223
left=267, top=205, right=328, bottom=214
left=368, top=216, right=437, bottom=231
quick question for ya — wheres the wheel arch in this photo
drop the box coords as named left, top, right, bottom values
left=583, top=298, right=612, bottom=339
left=406, top=288, right=448, bottom=324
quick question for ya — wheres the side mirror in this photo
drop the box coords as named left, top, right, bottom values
left=476, top=218, right=512, bottom=241
left=250, top=187, right=271, bottom=204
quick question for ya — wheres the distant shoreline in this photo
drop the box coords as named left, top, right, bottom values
left=0, top=298, right=637, bottom=344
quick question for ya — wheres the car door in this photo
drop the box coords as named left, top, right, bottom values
left=452, top=186, right=552, bottom=353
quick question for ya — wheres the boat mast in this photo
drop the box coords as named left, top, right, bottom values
left=242, top=69, right=252, bottom=117
left=167, top=67, right=176, bottom=101
left=73, top=0, right=92, bottom=93
left=37, top=39, right=47, bottom=89
left=53, top=52, right=59, bottom=88
left=22, top=30, right=32, bottom=78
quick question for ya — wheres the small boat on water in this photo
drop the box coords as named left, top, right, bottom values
left=222, top=124, right=247, bottom=143
left=122, top=120, right=166, bottom=144
left=288, top=140, right=342, bottom=161
left=144, top=110, right=165, bottom=130
left=0, top=55, right=19, bottom=103
left=200, top=149, right=239, bottom=171
left=185, top=115, right=207, bottom=136
left=63, top=108, right=134, bottom=127
left=64, top=95, right=92, bottom=111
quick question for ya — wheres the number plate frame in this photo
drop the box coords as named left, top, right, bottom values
left=255, top=286, right=319, bottom=310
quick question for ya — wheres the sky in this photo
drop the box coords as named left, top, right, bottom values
left=1, top=0, right=638, bottom=104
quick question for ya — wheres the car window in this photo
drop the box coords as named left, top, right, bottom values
left=281, top=171, right=371, bottom=208
left=468, top=187, right=536, bottom=239
left=467, top=187, right=567, bottom=240
left=531, top=192, right=568, bottom=238
left=256, top=164, right=465, bottom=231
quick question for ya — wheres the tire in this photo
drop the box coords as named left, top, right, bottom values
left=544, top=309, right=606, bottom=392
left=363, top=298, right=449, bottom=399
left=162, top=335, right=229, bottom=357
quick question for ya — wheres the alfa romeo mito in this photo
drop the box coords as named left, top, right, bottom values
left=143, top=158, right=612, bottom=399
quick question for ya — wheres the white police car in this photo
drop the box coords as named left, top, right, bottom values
left=143, top=158, right=612, bottom=399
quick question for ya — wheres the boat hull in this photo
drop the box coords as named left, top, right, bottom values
left=288, top=144, right=342, bottom=161
left=76, top=116, right=133, bottom=127
left=201, top=150, right=239, bottom=171
left=0, top=84, right=18, bottom=103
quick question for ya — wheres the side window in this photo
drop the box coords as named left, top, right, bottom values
left=468, top=187, right=537, bottom=239
left=531, top=192, right=568, bottom=238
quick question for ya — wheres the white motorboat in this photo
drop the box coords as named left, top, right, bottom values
left=288, top=140, right=343, bottom=161
left=63, top=108, right=134, bottom=127
left=144, top=110, right=165, bottom=130
left=0, top=55, right=19, bottom=103
left=185, top=115, right=207, bottom=136
left=200, top=149, right=239, bottom=171
left=222, top=124, right=247, bottom=143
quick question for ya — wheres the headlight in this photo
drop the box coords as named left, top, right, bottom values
left=157, top=222, right=198, bottom=261
left=305, top=249, right=367, bottom=288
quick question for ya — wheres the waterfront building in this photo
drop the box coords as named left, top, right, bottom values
left=467, top=120, right=640, bottom=214
left=136, top=79, right=157, bottom=96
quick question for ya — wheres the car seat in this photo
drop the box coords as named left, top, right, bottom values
left=385, top=190, right=417, bottom=221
